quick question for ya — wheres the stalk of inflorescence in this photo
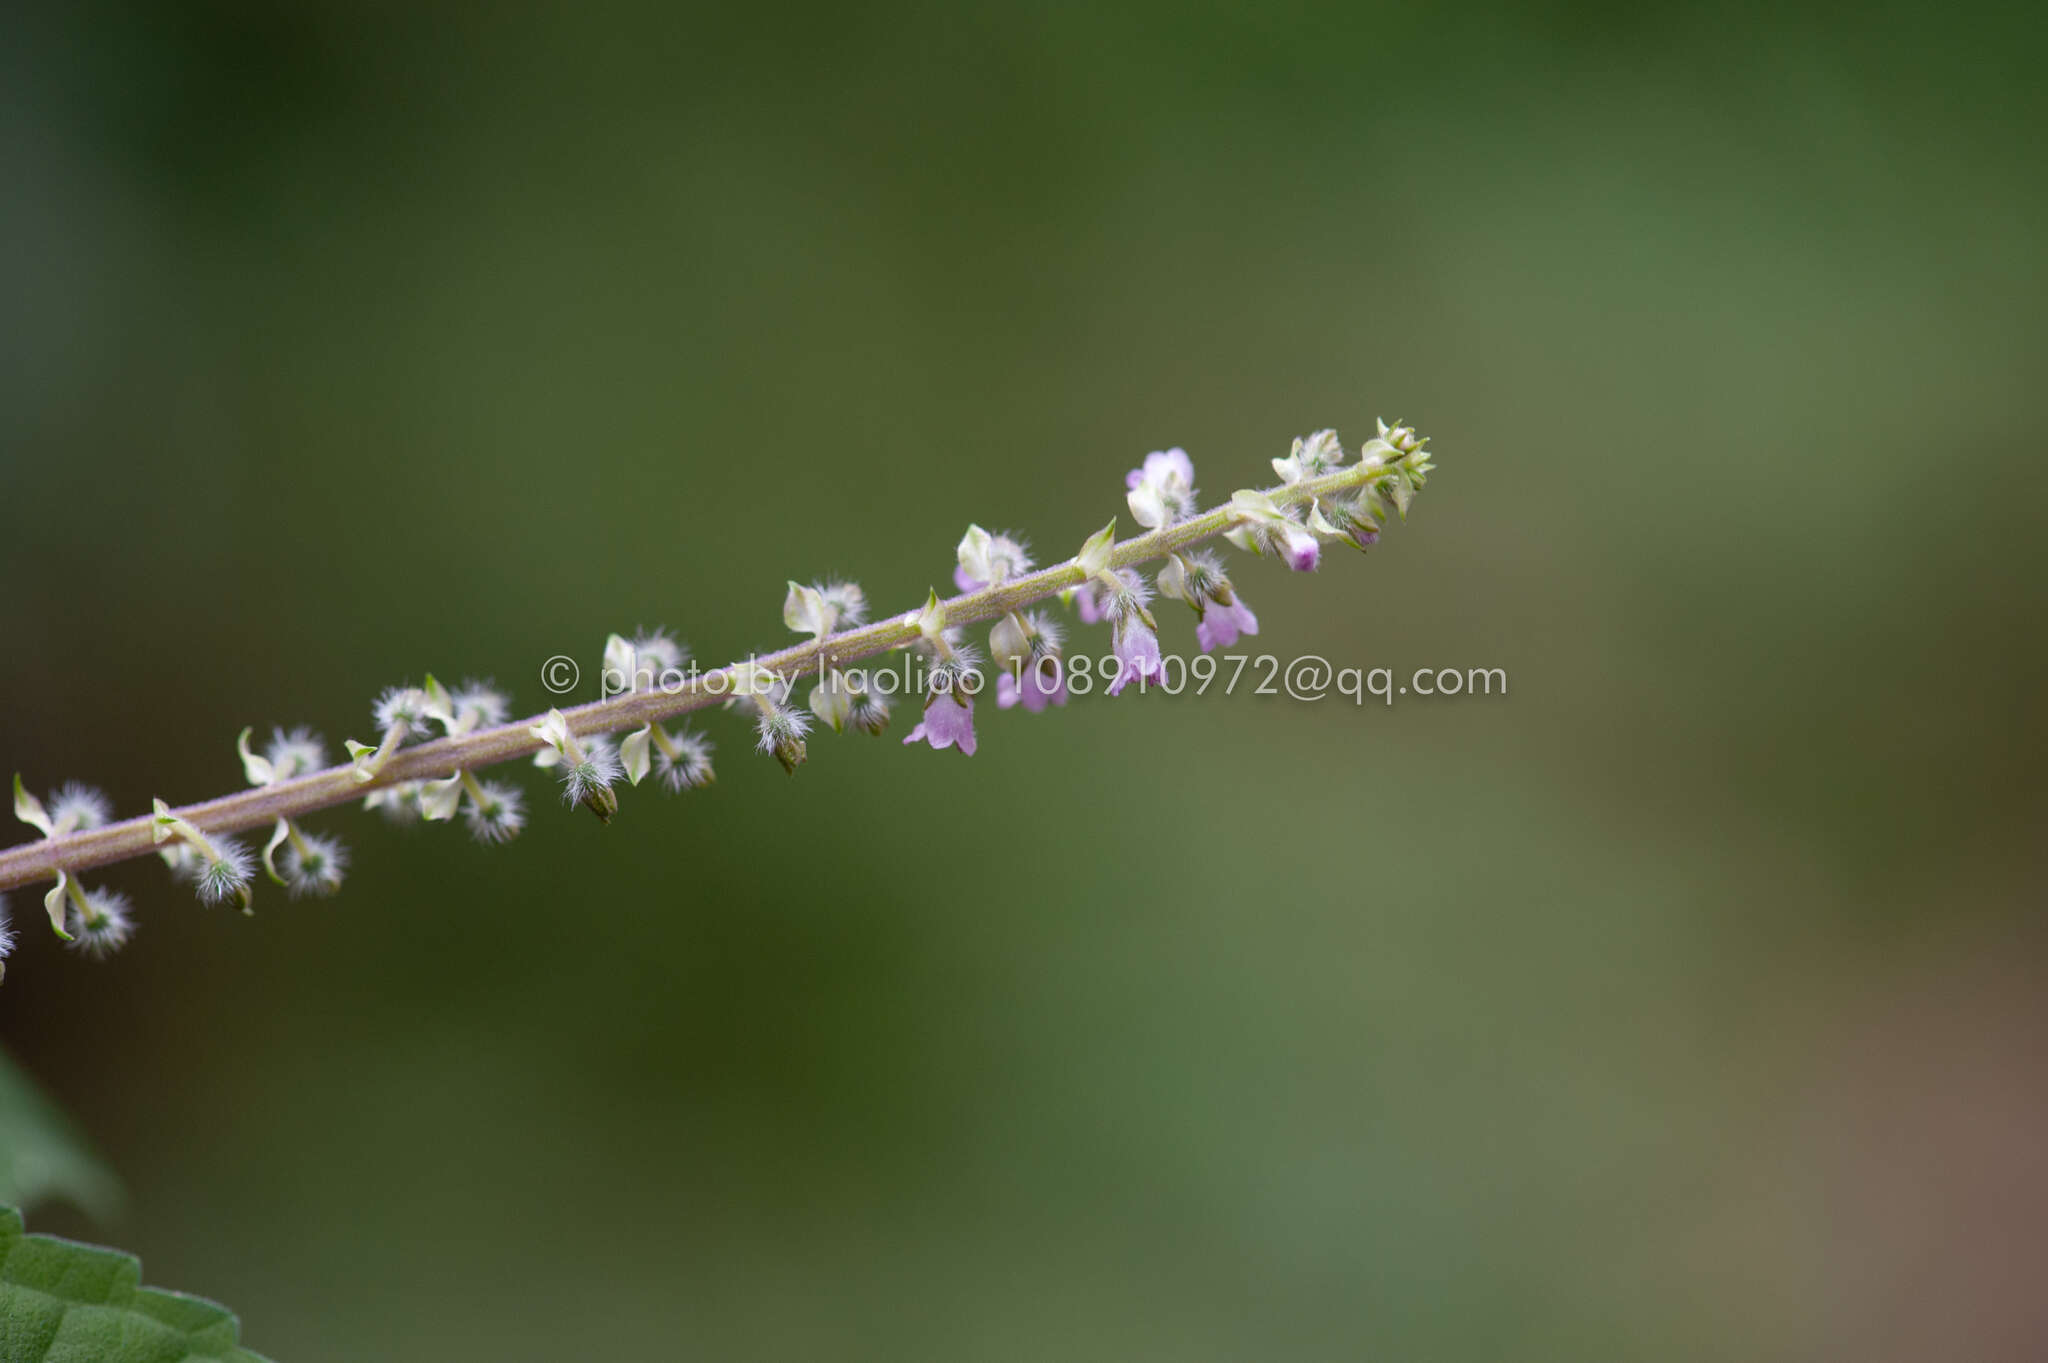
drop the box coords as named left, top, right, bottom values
left=0, top=423, right=1433, bottom=978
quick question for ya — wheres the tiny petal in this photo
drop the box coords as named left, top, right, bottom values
left=621, top=725, right=654, bottom=786
left=1075, top=519, right=1118, bottom=577
left=12, top=776, right=52, bottom=837
left=1107, top=620, right=1164, bottom=696
left=1194, top=600, right=1259, bottom=653
left=903, top=694, right=977, bottom=756
left=1280, top=524, right=1321, bottom=572
left=238, top=728, right=277, bottom=786
left=418, top=773, right=465, bottom=822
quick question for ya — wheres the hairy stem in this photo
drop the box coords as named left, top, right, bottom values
left=0, top=460, right=1384, bottom=892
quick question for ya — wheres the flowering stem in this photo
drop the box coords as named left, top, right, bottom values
left=0, top=458, right=1386, bottom=893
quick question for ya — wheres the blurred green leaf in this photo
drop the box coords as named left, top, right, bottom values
left=0, top=1050, right=119, bottom=1222
left=0, top=1205, right=273, bottom=1361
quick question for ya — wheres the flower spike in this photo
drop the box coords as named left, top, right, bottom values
left=0, top=417, right=1438, bottom=982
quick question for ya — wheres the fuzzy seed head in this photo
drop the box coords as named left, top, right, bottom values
left=67, top=888, right=136, bottom=957
left=755, top=706, right=810, bottom=774
left=47, top=783, right=112, bottom=834
left=655, top=729, right=717, bottom=792
left=819, top=581, right=869, bottom=627
left=373, top=686, right=435, bottom=739
left=194, top=838, right=255, bottom=908
left=281, top=832, right=349, bottom=898
left=263, top=727, right=329, bottom=780
left=1098, top=569, right=1154, bottom=627
left=848, top=689, right=894, bottom=737
left=450, top=681, right=512, bottom=731
left=1024, top=611, right=1065, bottom=663
left=463, top=780, right=528, bottom=843
left=560, top=735, right=622, bottom=807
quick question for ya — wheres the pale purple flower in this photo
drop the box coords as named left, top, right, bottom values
left=904, top=693, right=977, bottom=755
left=997, top=661, right=1067, bottom=713
left=1125, top=448, right=1198, bottom=528
left=1195, top=598, right=1260, bottom=653
left=1279, top=523, right=1321, bottom=573
left=1107, top=619, right=1164, bottom=696
left=1074, top=579, right=1108, bottom=624
left=1125, top=447, right=1195, bottom=492
left=954, top=565, right=985, bottom=593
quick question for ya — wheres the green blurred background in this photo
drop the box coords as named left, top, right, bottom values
left=3, top=2, right=2044, bottom=1358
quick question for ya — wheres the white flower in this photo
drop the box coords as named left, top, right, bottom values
left=1125, top=448, right=1197, bottom=529
left=604, top=631, right=689, bottom=696
left=957, top=526, right=1033, bottom=589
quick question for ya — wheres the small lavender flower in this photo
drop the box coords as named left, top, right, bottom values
left=1085, top=569, right=1165, bottom=696
left=996, top=612, right=1068, bottom=712
left=462, top=779, right=527, bottom=843
left=904, top=692, right=976, bottom=755
left=279, top=832, right=348, bottom=899
left=997, top=663, right=1066, bottom=712
left=1159, top=551, right=1260, bottom=654
left=1108, top=618, right=1163, bottom=695
left=1125, top=447, right=1198, bottom=529
left=1195, top=599, right=1259, bottom=652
